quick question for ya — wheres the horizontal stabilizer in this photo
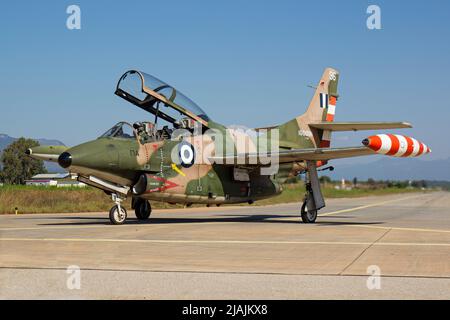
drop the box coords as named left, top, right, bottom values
left=309, top=121, right=412, bottom=132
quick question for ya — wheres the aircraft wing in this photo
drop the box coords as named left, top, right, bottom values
left=209, top=146, right=376, bottom=165
left=308, top=121, right=412, bottom=131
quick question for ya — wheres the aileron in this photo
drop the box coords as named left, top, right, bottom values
left=309, top=121, right=412, bottom=131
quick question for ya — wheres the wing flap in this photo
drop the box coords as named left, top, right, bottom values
left=209, top=146, right=376, bottom=165
left=309, top=121, right=412, bottom=131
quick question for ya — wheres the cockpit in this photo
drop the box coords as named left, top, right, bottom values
left=112, top=70, right=210, bottom=142
left=100, top=122, right=136, bottom=139
left=100, top=120, right=179, bottom=144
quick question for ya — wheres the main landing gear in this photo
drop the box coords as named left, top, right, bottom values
left=133, top=198, right=152, bottom=220
left=301, top=183, right=318, bottom=223
left=300, top=161, right=326, bottom=223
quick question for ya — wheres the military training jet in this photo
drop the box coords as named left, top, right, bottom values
left=27, top=68, right=431, bottom=224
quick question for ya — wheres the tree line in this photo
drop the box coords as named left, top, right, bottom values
left=0, top=138, right=46, bottom=185
left=286, top=175, right=430, bottom=189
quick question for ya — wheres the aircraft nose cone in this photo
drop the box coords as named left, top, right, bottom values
left=58, top=152, right=72, bottom=168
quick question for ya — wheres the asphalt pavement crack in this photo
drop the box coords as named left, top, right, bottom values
left=338, top=228, right=392, bottom=275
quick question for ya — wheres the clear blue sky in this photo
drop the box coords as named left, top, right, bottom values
left=1, top=0, right=449, bottom=163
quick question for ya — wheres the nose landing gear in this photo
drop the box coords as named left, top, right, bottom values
left=109, top=194, right=127, bottom=225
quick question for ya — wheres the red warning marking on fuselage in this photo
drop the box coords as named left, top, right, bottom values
left=145, top=175, right=179, bottom=193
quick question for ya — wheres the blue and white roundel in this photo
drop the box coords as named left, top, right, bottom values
left=179, top=142, right=195, bottom=168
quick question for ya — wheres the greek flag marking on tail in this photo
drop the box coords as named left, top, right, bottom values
left=319, top=93, right=328, bottom=108
left=326, top=95, right=337, bottom=122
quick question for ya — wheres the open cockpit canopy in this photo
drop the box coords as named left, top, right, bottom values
left=115, top=70, right=210, bottom=128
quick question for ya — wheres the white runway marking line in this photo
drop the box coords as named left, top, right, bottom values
left=0, top=225, right=114, bottom=232
left=1, top=237, right=450, bottom=247
left=346, top=224, right=450, bottom=234
left=318, top=194, right=425, bottom=217
left=0, top=220, right=229, bottom=232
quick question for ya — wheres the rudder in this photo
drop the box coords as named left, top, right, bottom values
left=301, top=67, right=339, bottom=148
left=277, top=67, right=340, bottom=150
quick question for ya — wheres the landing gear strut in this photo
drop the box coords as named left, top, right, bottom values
left=109, top=193, right=127, bottom=225
left=301, top=161, right=326, bottom=223
left=133, top=198, right=152, bottom=220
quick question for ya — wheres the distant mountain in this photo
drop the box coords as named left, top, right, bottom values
left=0, top=134, right=16, bottom=152
left=42, top=161, right=66, bottom=173
left=35, top=138, right=65, bottom=147
left=0, top=133, right=65, bottom=152
left=0, top=133, right=66, bottom=173
left=328, top=157, right=450, bottom=181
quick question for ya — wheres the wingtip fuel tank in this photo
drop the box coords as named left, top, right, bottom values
left=362, top=134, right=431, bottom=157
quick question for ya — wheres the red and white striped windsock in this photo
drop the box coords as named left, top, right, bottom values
left=362, top=134, right=431, bottom=157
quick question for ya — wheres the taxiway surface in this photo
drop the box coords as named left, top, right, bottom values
left=1, top=191, right=449, bottom=299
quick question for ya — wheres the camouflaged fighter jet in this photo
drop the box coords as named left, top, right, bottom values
left=27, top=68, right=431, bottom=224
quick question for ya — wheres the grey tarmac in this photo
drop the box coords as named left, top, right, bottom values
left=1, top=191, right=449, bottom=299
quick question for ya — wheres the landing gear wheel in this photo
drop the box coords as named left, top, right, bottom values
left=109, top=205, right=127, bottom=225
left=134, top=199, right=151, bottom=220
left=301, top=200, right=317, bottom=223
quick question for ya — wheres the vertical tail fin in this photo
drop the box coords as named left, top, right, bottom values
left=303, top=67, right=339, bottom=124
left=301, top=67, right=339, bottom=147
left=277, top=67, right=339, bottom=150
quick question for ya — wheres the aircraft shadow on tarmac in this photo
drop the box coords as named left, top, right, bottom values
left=34, top=214, right=383, bottom=227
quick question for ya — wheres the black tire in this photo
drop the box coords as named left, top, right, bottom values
left=301, top=200, right=317, bottom=223
left=109, top=205, right=127, bottom=225
left=135, top=199, right=151, bottom=220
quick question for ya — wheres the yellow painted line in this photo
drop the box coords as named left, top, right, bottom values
left=318, top=194, right=423, bottom=217
left=346, top=224, right=450, bottom=234
left=375, top=242, right=450, bottom=247
left=1, top=237, right=449, bottom=247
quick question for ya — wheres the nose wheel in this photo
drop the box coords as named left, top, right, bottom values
left=109, top=194, right=127, bottom=225
left=109, top=205, right=127, bottom=225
